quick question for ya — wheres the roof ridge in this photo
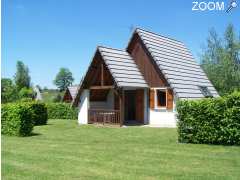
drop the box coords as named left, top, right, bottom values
left=97, top=45, right=128, bottom=52
left=68, top=85, right=79, bottom=87
left=135, top=28, right=183, bottom=44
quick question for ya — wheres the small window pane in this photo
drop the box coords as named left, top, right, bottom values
left=157, top=90, right=166, bottom=107
left=198, top=86, right=213, bottom=98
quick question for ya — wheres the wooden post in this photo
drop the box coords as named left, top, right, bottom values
left=119, top=90, right=124, bottom=127
left=113, top=88, right=124, bottom=127
left=119, top=94, right=122, bottom=126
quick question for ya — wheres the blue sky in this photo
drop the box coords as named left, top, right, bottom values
left=2, top=0, right=239, bottom=88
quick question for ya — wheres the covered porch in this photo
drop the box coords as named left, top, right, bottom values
left=87, top=86, right=147, bottom=126
left=88, top=86, right=123, bottom=126
left=76, top=47, right=148, bottom=126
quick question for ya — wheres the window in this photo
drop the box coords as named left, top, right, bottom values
left=156, top=89, right=167, bottom=108
left=198, top=86, right=213, bottom=98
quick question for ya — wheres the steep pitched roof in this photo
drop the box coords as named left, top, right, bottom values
left=98, top=46, right=148, bottom=88
left=132, top=28, right=219, bottom=99
left=72, top=46, right=148, bottom=106
left=67, top=85, right=79, bottom=99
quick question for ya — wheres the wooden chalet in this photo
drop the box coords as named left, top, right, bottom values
left=63, top=85, right=79, bottom=103
left=73, top=28, right=219, bottom=127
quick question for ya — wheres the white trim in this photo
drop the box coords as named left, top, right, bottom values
left=153, top=87, right=168, bottom=110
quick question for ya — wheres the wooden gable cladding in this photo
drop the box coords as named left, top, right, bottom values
left=90, top=89, right=109, bottom=101
left=127, top=33, right=169, bottom=88
left=83, top=51, right=115, bottom=89
left=135, top=89, right=144, bottom=123
left=63, top=89, right=72, bottom=103
left=91, top=62, right=114, bottom=87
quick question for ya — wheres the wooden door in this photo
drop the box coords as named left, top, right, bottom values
left=124, top=90, right=136, bottom=121
left=136, top=89, right=144, bottom=123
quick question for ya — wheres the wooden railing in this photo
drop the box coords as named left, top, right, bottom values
left=88, top=109, right=120, bottom=125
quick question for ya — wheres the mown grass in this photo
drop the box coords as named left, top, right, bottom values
left=2, top=120, right=240, bottom=180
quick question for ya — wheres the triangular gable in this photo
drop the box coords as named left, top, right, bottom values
left=72, top=46, right=148, bottom=106
left=127, top=28, right=219, bottom=99
left=72, top=49, right=116, bottom=106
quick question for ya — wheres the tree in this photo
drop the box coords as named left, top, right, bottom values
left=54, top=68, right=74, bottom=91
left=201, top=24, right=240, bottom=95
left=1, top=78, right=18, bottom=103
left=18, top=87, right=35, bottom=99
left=224, top=24, right=240, bottom=65
left=201, top=28, right=223, bottom=65
left=14, top=61, right=31, bottom=90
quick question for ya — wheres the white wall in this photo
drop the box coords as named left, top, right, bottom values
left=89, top=89, right=114, bottom=109
left=78, top=89, right=89, bottom=124
left=77, top=88, right=178, bottom=127
left=148, top=95, right=177, bottom=127
left=149, top=110, right=176, bottom=127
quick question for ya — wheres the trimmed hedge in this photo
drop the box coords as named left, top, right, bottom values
left=1, top=102, right=48, bottom=136
left=30, top=102, right=48, bottom=125
left=46, top=103, right=78, bottom=119
left=1, top=103, right=34, bottom=136
left=177, top=91, right=240, bottom=145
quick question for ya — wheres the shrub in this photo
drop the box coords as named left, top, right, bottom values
left=46, top=103, right=78, bottom=119
left=1, top=102, right=48, bottom=136
left=30, top=102, right=48, bottom=125
left=18, top=98, right=33, bottom=102
left=52, top=94, right=62, bottom=102
left=1, top=103, right=34, bottom=136
left=177, top=91, right=240, bottom=145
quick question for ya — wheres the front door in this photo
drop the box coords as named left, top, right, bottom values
left=124, top=90, right=136, bottom=122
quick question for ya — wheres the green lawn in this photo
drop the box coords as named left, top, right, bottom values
left=2, top=120, right=240, bottom=180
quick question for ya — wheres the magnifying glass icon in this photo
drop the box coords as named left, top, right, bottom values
left=227, top=0, right=237, bottom=13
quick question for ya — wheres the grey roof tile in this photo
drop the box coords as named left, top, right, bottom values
left=136, top=28, right=219, bottom=99
left=67, top=85, right=79, bottom=99
left=98, top=46, right=148, bottom=88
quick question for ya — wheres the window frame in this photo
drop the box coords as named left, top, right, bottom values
left=154, top=88, right=168, bottom=110
left=198, top=86, right=213, bottom=98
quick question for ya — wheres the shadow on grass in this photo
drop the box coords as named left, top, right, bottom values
left=28, top=132, right=41, bottom=137
left=35, top=123, right=54, bottom=126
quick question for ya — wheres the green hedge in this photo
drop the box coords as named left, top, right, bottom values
left=46, top=103, right=78, bottom=119
left=177, top=91, right=240, bottom=145
left=1, top=103, right=34, bottom=136
left=1, top=102, right=48, bottom=136
left=30, top=102, right=48, bottom=125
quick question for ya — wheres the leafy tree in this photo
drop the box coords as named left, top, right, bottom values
left=14, top=61, right=31, bottom=90
left=224, top=24, right=240, bottom=65
left=1, top=78, right=18, bottom=103
left=18, top=87, right=35, bottom=99
left=54, top=68, right=74, bottom=91
left=201, top=24, right=240, bottom=95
